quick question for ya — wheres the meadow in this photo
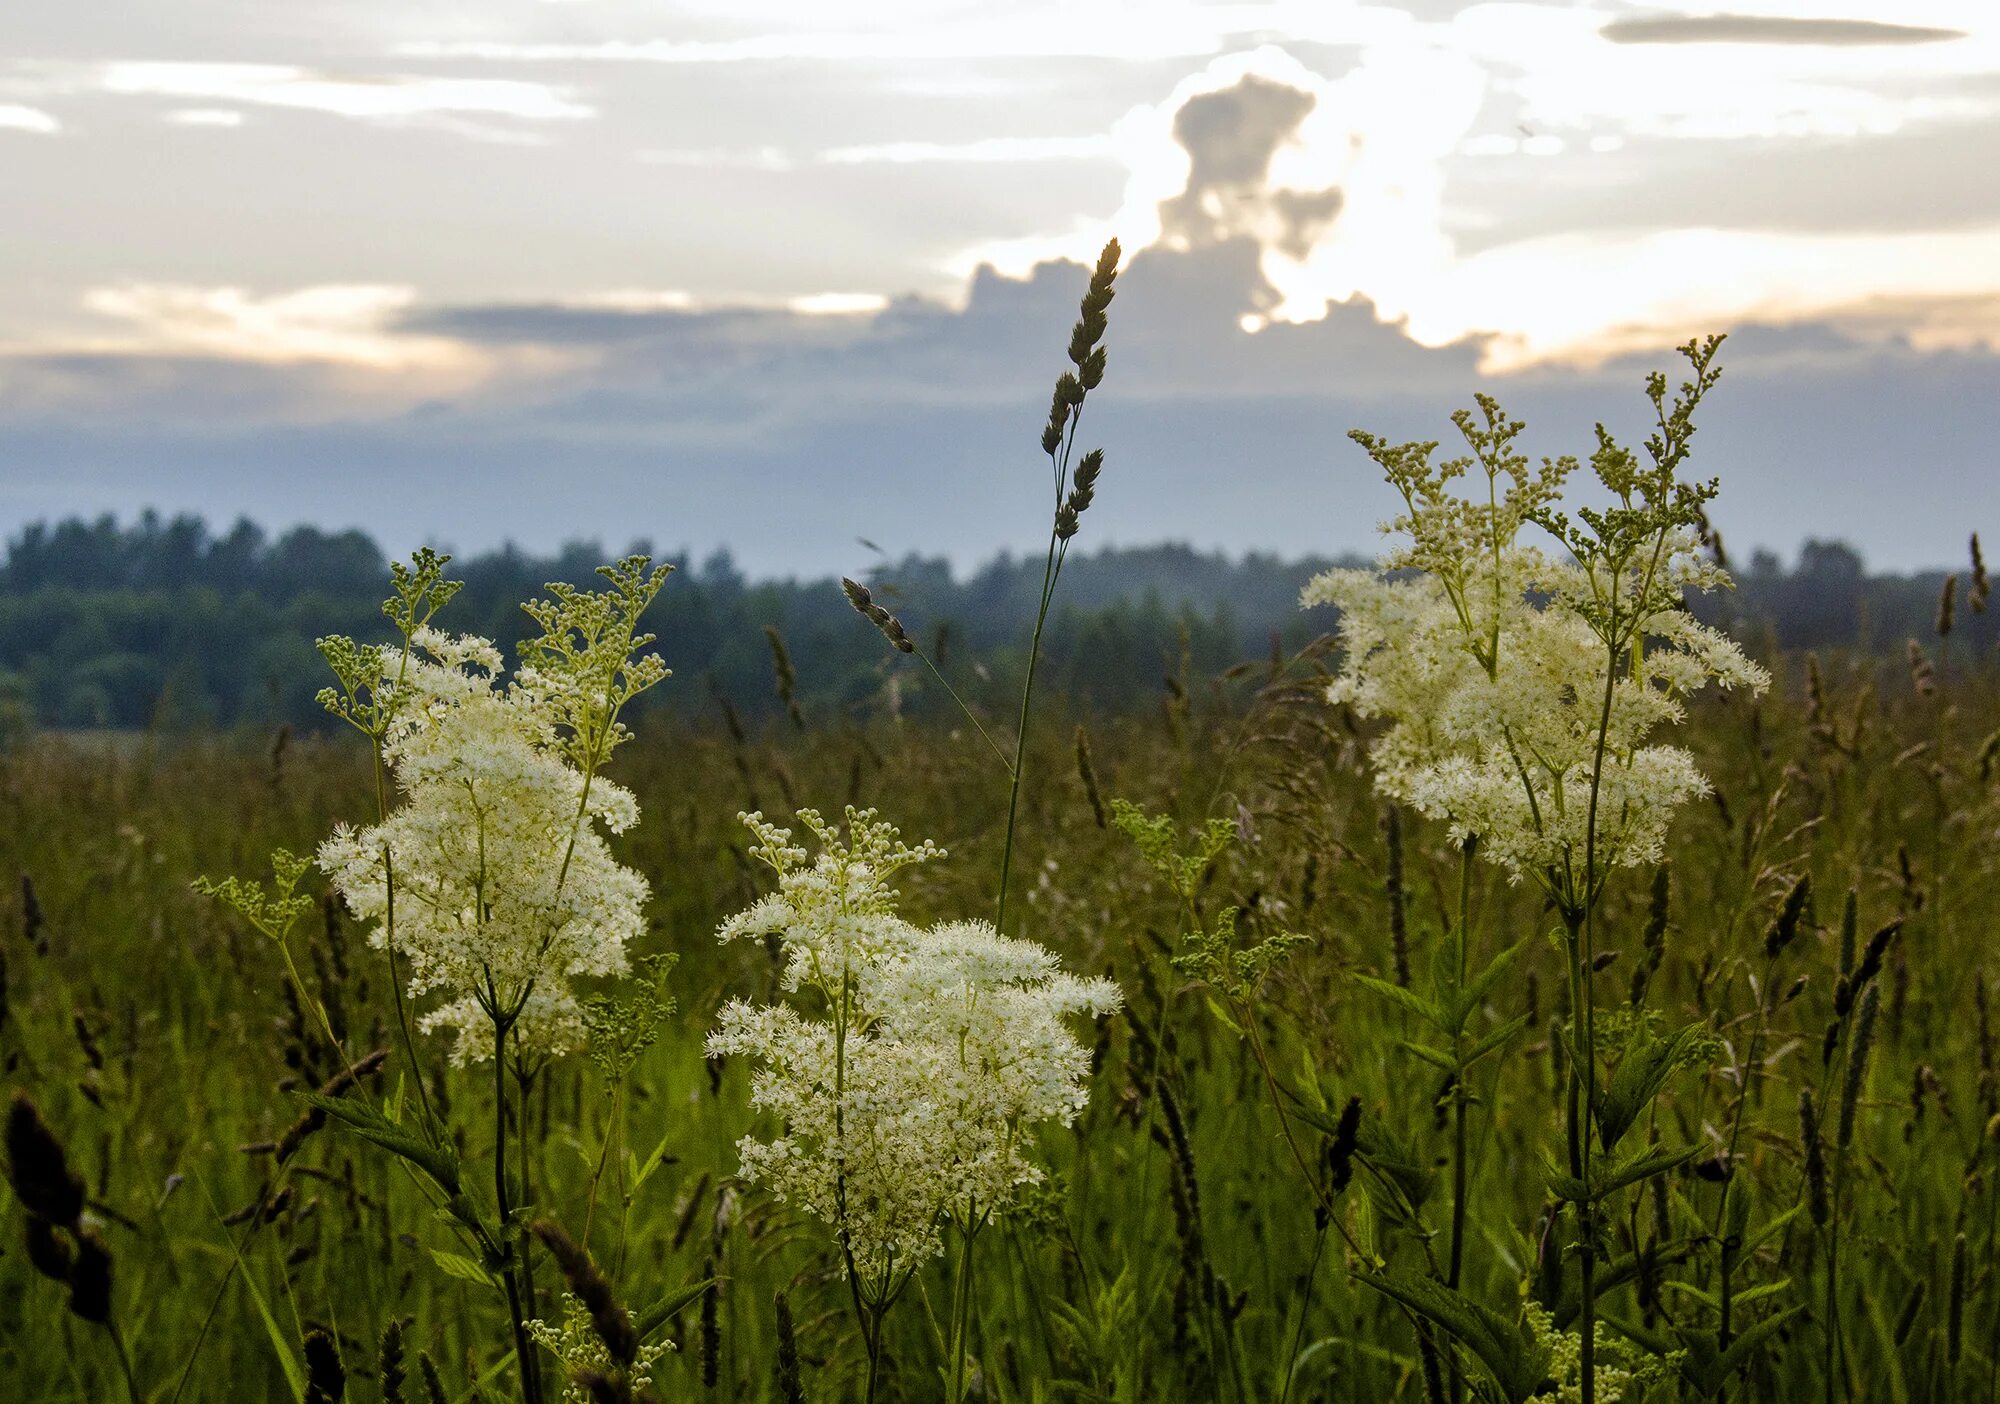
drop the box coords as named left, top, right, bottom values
left=2, top=248, right=1997, bottom=1404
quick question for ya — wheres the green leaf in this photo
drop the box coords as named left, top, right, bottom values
left=635, top=1276, right=720, bottom=1342
left=1355, top=1270, right=1551, bottom=1404
left=1715, top=1304, right=1804, bottom=1377
left=1741, top=1203, right=1803, bottom=1259
left=1596, top=1022, right=1718, bottom=1153
left=1397, top=1039, right=1457, bottom=1072
left=1461, top=1015, right=1530, bottom=1070
left=1445, top=937, right=1529, bottom=1033
left=298, top=1091, right=462, bottom=1194
left=1353, top=974, right=1445, bottom=1031
left=1544, top=1143, right=1696, bottom=1204
left=428, top=1249, right=502, bottom=1290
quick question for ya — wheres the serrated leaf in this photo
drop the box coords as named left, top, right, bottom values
left=1398, top=1039, right=1457, bottom=1072
left=1356, top=1270, right=1551, bottom=1404
left=1446, top=937, right=1529, bottom=1033
left=1461, top=1015, right=1529, bottom=1070
left=1354, top=974, right=1445, bottom=1031
left=429, top=1248, right=502, bottom=1290
left=1596, top=1022, right=1716, bottom=1153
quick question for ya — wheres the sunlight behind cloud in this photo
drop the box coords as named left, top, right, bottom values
left=76, top=284, right=479, bottom=370
left=0, top=104, right=60, bottom=135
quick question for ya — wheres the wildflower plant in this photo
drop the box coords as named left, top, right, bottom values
left=198, top=550, right=675, bottom=1404
left=1305, top=339, right=1770, bottom=1403
left=708, top=807, right=1118, bottom=1402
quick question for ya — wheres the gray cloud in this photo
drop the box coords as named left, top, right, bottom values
left=3, top=236, right=1997, bottom=578
left=1157, top=74, right=1343, bottom=261
left=1602, top=15, right=1966, bottom=47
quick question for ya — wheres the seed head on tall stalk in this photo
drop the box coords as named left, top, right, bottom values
left=840, top=239, right=1122, bottom=935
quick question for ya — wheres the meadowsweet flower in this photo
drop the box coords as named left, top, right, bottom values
left=317, top=624, right=652, bottom=1065
left=1304, top=359, right=1768, bottom=893
left=528, top=1292, right=671, bottom=1404
left=708, top=811, right=1119, bottom=1283
left=1522, top=1303, right=1678, bottom=1403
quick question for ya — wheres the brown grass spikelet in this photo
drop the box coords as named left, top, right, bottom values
left=763, top=625, right=806, bottom=730
left=1838, top=984, right=1881, bottom=1149
left=699, top=1256, right=720, bottom=1388
left=839, top=578, right=915, bottom=654
left=1935, top=572, right=1957, bottom=638
left=1946, top=1231, right=1967, bottom=1365
left=1970, top=531, right=1988, bottom=611
left=1799, top=1089, right=1830, bottom=1228
left=1325, top=1096, right=1362, bottom=1195
left=1906, top=639, right=1934, bottom=696
left=22, top=872, right=46, bottom=956
left=378, top=1317, right=408, bottom=1404
left=1631, top=864, right=1670, bottom=1007
left=774, top=1291, right=805, bottom=1404
left=417, top=1351, right=448, bottom=1404
left=530, top=1219, right=638, bottom=1367
left=1074, top=724, right=1108, bottom=828
left=1763, top=872, right=1812, bottom=960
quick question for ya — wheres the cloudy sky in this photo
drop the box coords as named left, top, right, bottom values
left=2, top=0, right=1996, bottom=575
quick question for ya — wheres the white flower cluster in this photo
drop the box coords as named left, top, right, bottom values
left=708, top=809, right=1120, bottom=1283
left=528, top=1291, right=672, bottom=1404
left=318, top=627, right=649, bottom=1063
left=1306, top=512, right=1767, bottom=883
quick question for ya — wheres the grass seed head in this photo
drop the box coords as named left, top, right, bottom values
left=5, top=1093, right=84, bottom=1227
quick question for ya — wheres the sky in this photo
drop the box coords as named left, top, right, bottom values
left=2, top=0, right=1997, bottom=576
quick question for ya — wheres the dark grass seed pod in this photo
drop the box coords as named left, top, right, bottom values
left=1383, top=805, right=1410, bottom=988
left=1763, top=873, right=1812, bottom=960
left=5, top=1093, right=85, bottom=1228
left=66, top=1228, right=113, bottom=1324
left=1947, top=1232, right=1966, bottom=1365
left=530, top=1220, right=638, bottom=1367
left=24, top=1215, right=73, bottom=1282
left=378, top=1318, right=408, bottom=1404
left=699, top=1259, right=720, bottom=1388
left=1799, top=1089, right=1830, bottom=1228
left=417, top=1352, right=448, bottom=1404
left=774, top=1291, right=804, bottom=1404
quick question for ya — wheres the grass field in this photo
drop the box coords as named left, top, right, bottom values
left=1, top=635, right=1995, bottom=1402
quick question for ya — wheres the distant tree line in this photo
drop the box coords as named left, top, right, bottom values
left=0, top=512, right=1990, bottom=734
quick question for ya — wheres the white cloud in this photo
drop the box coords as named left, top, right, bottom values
left=1405, top=225, right=2000, bottom=369
left=0, top=104, right=60, bottom=135
left=98, top=62, right=593, bottom=125
left=786, top=291, right=888, bottom=315
left=163, top=108, right=246, bottom=128
left=395, top=2, right=1417, bottom=65
left=821, top=134, right=1121, bottom=164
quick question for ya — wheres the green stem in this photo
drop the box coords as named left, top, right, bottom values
left=948, top=1211, right=981, bottom=1403
left=995, top=528, right=1065, bottom=934
left=1448, top=837, right=1474, bottom=1295
left=493, top=1018, right=541, bottom=1404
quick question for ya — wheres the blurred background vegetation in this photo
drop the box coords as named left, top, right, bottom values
left=2, top=512, right=1991, bottom=737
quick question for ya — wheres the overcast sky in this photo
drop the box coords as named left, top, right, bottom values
left=3, top=0, right=1997, bottom=575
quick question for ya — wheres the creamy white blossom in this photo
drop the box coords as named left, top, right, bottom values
left=708, top=811, right=1119, bottom=1283
left=1307, top=390, right=1768, bottom=891
left=317, top=627, right=650, bottom=1064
